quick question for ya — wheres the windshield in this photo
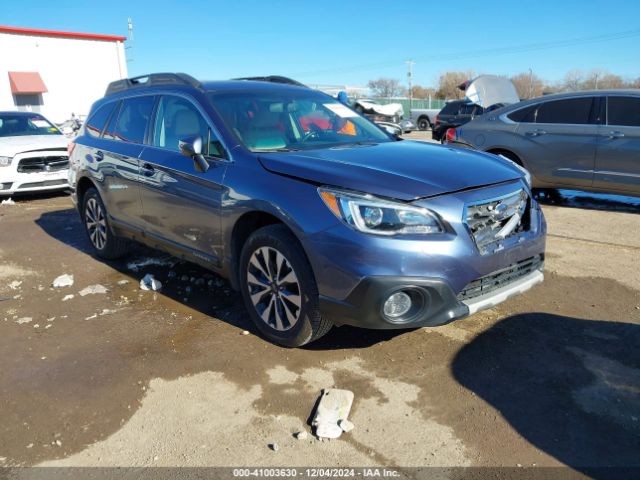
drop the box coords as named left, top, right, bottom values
left=208, top=89, right=392, bottom=152
left=0, top=114, right=62, bottom=137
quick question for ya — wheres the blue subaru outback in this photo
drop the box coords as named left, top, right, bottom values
left=68, top=73, right=546, bottom=347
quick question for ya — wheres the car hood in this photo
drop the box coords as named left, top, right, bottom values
left=258, top=141, right=523, bottom=201
left=0, top=135, right=69, bottom=157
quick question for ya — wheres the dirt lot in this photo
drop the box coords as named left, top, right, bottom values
left=0, top=179, right=639, bottom=476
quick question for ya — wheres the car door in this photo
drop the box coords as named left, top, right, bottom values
left=97, top=95, right=156, bottom=230
left=516, top=96, right=599, bottom=188
left=593, top=95, right=640, bottom=195
left=138, top=94, right=229, bottom=266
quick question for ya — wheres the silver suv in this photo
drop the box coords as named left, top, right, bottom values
left=447, top=90, right=640, bottom=197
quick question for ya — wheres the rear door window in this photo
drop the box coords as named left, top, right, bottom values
left=458, top=104, right=476, bottom=116
left=535, top=97, right=594, bottom=125
left=85, top=102, right=117, bottom=138
left=608, top=96, right=640, bottom=127
left=507, top=105, right=537, bottom=123
left=104, top=96, right=155, bottom=143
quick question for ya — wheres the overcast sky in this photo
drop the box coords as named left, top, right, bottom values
left=3, top=0, right=639, bottom=87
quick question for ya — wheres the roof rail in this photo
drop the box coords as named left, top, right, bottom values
left=233, top=76, right=307, bottom=88
left=105, top=73, right=201, bottom=96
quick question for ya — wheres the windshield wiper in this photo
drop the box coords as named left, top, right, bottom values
left=330, top=141, right=379, bottom=149
left=254, top=147, right=300, bottom=153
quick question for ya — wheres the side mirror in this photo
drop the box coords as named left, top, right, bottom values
left=179, top=136, right=209, bottom=173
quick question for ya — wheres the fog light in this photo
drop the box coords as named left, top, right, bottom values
left=383, top=291, right=412, bottom=318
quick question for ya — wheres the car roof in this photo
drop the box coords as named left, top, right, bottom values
left=485, top=88, right=640, bottom=116
left=0, top=111, right=46, bottom=116
left=201, top=80, right=313, bottom=94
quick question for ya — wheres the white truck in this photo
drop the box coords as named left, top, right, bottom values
left=409, top=107, right=443, bottom=131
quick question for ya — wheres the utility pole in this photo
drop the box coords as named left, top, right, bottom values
left=528, top=68, right=533, bottom=99
left=125, top=17, right=134, bottom=64
left=405, top=59, right=415, bottom=109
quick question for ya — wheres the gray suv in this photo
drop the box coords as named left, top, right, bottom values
left=68, top=73, right=546, bottom=347
left=447, top=90, right=640, bottom=197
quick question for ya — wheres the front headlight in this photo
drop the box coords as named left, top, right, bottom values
left=0, top=156, right=11, bottom=167
left=319, top=188, right=444, bottom=236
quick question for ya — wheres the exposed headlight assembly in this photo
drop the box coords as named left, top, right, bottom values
left=0, top=156, right=11, bottom=167
left=319, top=188, right=444, bottom=236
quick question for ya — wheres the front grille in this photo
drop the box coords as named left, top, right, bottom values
left=464, top=189, right=530, bottom=254
left=17, top=156, right=69, bottom=173
left=457, top=255, right=544, bottom=301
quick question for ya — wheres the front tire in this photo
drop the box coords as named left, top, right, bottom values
left=82, top=187, right=129, bottom=259
left=239, top=224, right=332, bottom=347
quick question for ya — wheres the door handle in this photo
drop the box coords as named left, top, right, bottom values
left=605, top=131, right=625, bottom=139
left=141, top=162, right=155, bottom=177
left=94, top=150, right=104, bottom=161
left=525, top=129, right=547, bottom=137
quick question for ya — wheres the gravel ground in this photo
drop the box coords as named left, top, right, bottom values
left=0, top=182, right=638, bottom=477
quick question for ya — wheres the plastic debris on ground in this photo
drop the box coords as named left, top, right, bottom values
left=0, top=198, right=15, bottom=206
left=140, top=274, right=162, bottom=292
left=52, top=274, right=74, bottom=288
left=311, top=388, right=355, bottom=439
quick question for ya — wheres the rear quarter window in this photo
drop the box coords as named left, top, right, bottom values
left=85, top=102, right=117, bottom=138
left=440, top=102, right=462, bottom=115
left=507, top=105, right=537, bottom=123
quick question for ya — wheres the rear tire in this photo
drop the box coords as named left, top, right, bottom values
left=82, top=187, right=130, bottom=259
left=239, top=224, right=332, bottom=347
left=418, top=117, right=431, bottom=131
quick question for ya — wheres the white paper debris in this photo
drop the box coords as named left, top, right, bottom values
left=16, top=317, right=32, bottom=325
left=8, top=280, right=22, bottom=290
left=0, top=198, right=15, bottom=206
left=52, top=274, right=74, bottom=288
left=62, top=294, right=74, bottom=302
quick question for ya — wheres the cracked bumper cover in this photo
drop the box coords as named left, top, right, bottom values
left=320, top=268, right=544, bottom=329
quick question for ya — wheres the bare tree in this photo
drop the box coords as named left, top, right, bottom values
left=563, top=69, right=583, bottom=91
left=510, top=72, right=545, bottom=99
left=410, top=85, right=437, bottom=99
left=581, top=69, right=608, bottom=89
left=436, top=70, right=475, bottom=100
left=367, top=78, right=404, bottom=98
left=583, top=70, right=624, bottom=90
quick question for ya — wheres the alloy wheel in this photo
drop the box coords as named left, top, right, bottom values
left=246, top=247, right=302, bottom=331
left=85, top=197, right=107, bottom=250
